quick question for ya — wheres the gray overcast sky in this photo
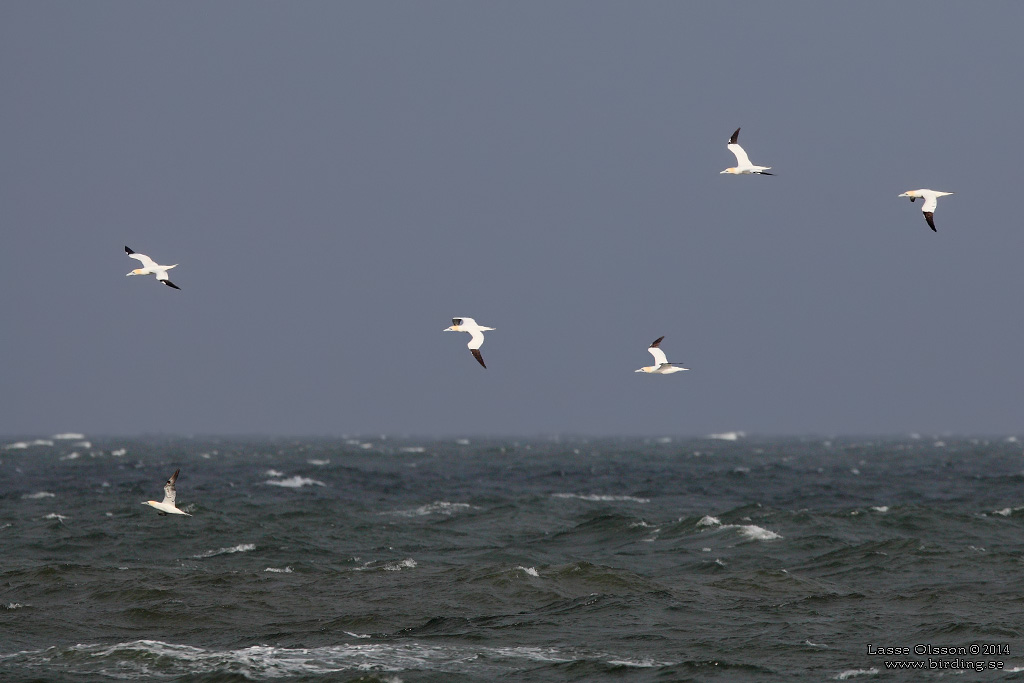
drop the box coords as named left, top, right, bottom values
left=3, top=2, right=1024, bottom=437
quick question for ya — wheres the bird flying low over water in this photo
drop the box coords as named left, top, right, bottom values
left=721, top=128, right=773, bottom=175
left=897, top=189, right=953, bottom=232
left=635, top=336, right=689, bottom=374
left=444, top=317, right=494, bottom=368
left=142, top=469, right=191, bottom=516
left=125, top=246, right=180, bottom=290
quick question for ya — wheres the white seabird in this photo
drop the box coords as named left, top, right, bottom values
left=897, top=189, right=953, bottom=232
left=635, top=336, right=689, bottom=374
left=125, top=246, right=181, bottom=290
left=444, top=317, right=494, bottom=368
left=720, top=127, right=773, bottom=175
left=142, top=469, right=192, bottom=516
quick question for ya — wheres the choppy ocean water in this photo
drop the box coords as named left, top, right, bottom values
left=2, top=435, right=1024, bottom=682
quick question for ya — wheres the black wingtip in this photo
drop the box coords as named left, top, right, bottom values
left=651, top=336, right=665, bottom=348
left=471, top=348, right=486, bottom=368
left=759, top=171, right=774, bottom=176
left=924, top=212, right=936, bottom=231
left=124, top=246, right=134, bottom=255
left=162, top=280, right=181, bottom=290
left=729, top=128, right=740, bottom=144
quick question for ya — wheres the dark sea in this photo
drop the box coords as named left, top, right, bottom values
left=2, top=435, right=1024, bottom=682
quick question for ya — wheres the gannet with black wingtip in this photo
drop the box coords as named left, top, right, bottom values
left=635, top=336, right=689, bottom=374
left=142, top=469, right=191, bottom=516
left=721, top=127, right=773, bottom=175
left=125, top=246, right=181, bottom=290
left=897, top=189, right=953, bottom=232
left=444, top=317, right=494, bottom=368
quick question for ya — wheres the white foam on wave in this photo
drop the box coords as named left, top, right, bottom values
left=729, top=524, right=782, bottom=541
left=870, top=506, right=889, bottom=513
left=0, top=638, right=679, bottom=677
left=265, top=476, right=325, bottom=488
left=53, top=433, right=85, bottom=440
left=387, top=501, right=472, bottom=517
left=516, top=566, right=540, bottom=577
left=265, top=469, right=284, bottom=477
left=707, top=431, right=745, bottom=441
left=264, top=567, right=293, bottom=573
left=4, top=442, right=28, bottom=450
left=993, top=506, right=1024, bottom=516
left=22, top=492, right=55, bottom=499
left=355, top=558, right=417, bottom=572
left=399, top=446, right=426, bottom=453
left=43, top=513, right=69, bottom=522
left=111, top=448, right=127, bottom=457
left=60, top=452, right=79, bottom=461
left=552, top=493, right=650, bottom=504
left=696, top=515, right=780, bottom=540
left=193, top=543, right=256, bottom=559
left=835, top=668, right=878, bottom=680
left=307, top=459, right=330, bottom=466
left=3, top=603, right=27, bottom=610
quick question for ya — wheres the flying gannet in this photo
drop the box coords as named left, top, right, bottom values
left=635, top=336, right=689, bottom=374
left=125, top=246, right=181, bottom=290
left=897, top=189, right=953, bottom=232
left=721, top=127, right=773, bottom=175
left=142, top=469, right=192, bottom=516
left=444, top=317, right=494, bottom=368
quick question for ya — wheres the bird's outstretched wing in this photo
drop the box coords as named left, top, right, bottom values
left=471, top=348, right=486, bottom=368
left=161, top=469, right=180, bottom=505
left=648, top=336, right=669, bottom=366
left=125, top=246, right=158, bottom=269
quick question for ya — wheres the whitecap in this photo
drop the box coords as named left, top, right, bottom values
left=387, top=501, right=472, bottom=517
left=605, top=656, right=674, bottom=668
left=266, top=476, right=325, bottom=488
left=111, top=448, right=127, bottom=456
left=707, top=431, right=744, bottom=441
left=355, top=558, right=417, bottom=572
left=4, top=442, right=28, bottom=450
left=870, top=506, right=889, bottom=513
left=30, top=439, right=54, bottom=447
left=193, top=543, right=256, bottom=559
left=344, top=631, right=372, bottom=639
left=72, top=441, right=91, bottom=448
left=399, top=447, right=426, bottom=453
left=22, top=492, right=55, bottom=499
left=551, top=493, right=650, bottom=503
left=265, top=469, right=285, bottom=477
left=60, top=452, right=79, bottom=461
left=43, top=513, right=69, bottom=522
left=307, top=459, right=330, bottom=466
left=719, top=524, right=782, bottom=541
left=697, top=515, right=721, bottom=527
left=455, top=439, right=470, bottom=445
left=3, top=603, right=26, bottom=610
left=516, top=566, right=539, bottom=577
left=264, top=567, right=293, bottom=573
left=835, top=668, right=878, bottom=680
left=52, top=433, right=85, bottom=440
